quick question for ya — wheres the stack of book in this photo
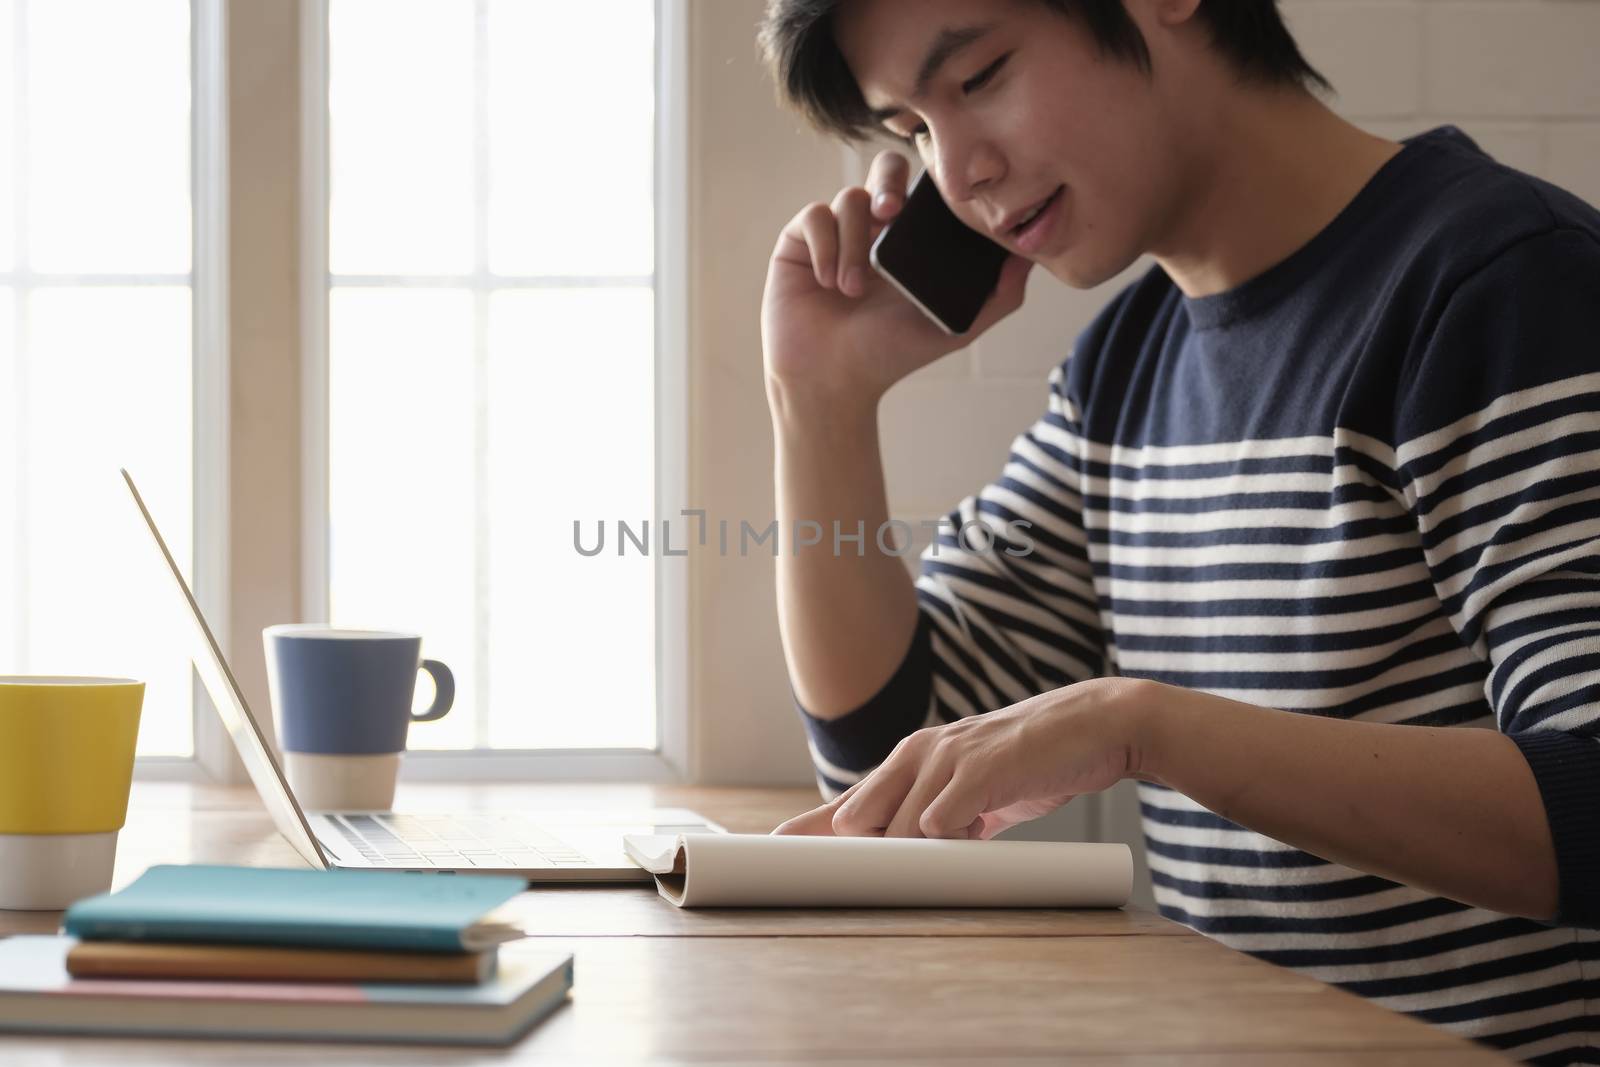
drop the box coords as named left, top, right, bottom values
left=0, top=865, right=571, bottom=1046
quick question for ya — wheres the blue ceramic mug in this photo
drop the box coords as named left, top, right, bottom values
left=262, top=625, right=454, bottom=810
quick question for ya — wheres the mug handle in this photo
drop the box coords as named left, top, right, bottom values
left=412, top=660, right=455, bottom=722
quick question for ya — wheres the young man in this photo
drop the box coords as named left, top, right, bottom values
left=756, top=0, right=1600, bottom=1062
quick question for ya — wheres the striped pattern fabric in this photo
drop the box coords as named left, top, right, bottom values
left=797, top=128, right=1600, bottom=1063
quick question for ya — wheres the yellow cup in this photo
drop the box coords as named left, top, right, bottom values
left=0, top=677, right=144, bottom=909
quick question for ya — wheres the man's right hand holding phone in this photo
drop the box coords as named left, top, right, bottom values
left=761, top=150, right=1033, bottom=413
left=762, top=151, right=1032, bottom=724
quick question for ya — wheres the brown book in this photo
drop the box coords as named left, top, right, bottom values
left=64, top=940, right=496, bottom=985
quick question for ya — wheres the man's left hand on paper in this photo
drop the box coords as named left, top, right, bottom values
left=772, top=678, right=1154, bottom=839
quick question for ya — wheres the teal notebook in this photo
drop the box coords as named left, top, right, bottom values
left=63, top=865, right=528, bottom=953
left=0, top=936, right=572, bottom=1046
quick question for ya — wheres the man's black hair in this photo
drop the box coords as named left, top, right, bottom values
left=758, top=0, right=1333, bottom=141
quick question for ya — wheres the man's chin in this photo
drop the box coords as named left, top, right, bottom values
left=1039, top=255, right=1102, bottom=290
left=1042, top=247, right=1141, bottom=290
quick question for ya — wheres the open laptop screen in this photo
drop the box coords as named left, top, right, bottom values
left=121, top=469, right=327, bottom=869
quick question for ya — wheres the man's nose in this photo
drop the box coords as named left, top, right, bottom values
left=931, top=131, right=1004, bottom=204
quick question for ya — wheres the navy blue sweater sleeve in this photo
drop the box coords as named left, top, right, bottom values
left=1393, top=224, right=1600, bottom=928
left=795, top=613, right=931, bottom=797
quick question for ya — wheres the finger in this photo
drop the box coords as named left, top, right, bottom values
left=971, top=812, right=1010, bottom=841
left=832, top=754, right=918, bottom=837
left=866, top=150, right=911, bottom=220
left=884, top=760, right=956, bottom=838
left=830, top=186, right=873, bottom=298
left=771, top=804, right=839, bottom=836
left=788, top=201, right=840, bottom=290
left=770, top=778, right=865, bottom=835
left=919, top=772, right=987, bottom=839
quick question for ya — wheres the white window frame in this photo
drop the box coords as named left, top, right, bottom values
left=187, top=0, right=232, bottom=784
left=4, top=0, right=227, bottom=782
left=299, top=0, right=691, bottom=782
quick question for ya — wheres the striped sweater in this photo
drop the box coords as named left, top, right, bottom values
left=798, top=126, right=1600, bottom=1064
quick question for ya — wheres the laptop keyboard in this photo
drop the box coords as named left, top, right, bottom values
left=329, top=813, right=594, bottom=869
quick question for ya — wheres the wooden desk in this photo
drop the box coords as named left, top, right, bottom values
left=0, top=781, right=1508, bottom=1064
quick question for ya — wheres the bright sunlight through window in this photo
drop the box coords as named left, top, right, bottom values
left=0, top=0, right=195, bottom=758
left=326, top=0, right=657, bottom=752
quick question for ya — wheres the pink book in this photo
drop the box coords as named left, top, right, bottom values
left=0, top=936, right=572, bottom=1046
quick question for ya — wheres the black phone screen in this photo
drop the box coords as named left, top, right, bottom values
left=869, top=170, right=1010, bottom=335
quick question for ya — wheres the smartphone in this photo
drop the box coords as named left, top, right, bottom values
left=868, top=169, right=1010, bottom=335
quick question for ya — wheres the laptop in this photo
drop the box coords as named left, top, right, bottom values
left=122, top=469, right=724, bottom=881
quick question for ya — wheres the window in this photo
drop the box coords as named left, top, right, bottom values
left=0, top=0, right=208, bottom=759
left=318, top=0, right=663, bottom=755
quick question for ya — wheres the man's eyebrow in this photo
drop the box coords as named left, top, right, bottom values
left=866, top=23, right=997, bottom=125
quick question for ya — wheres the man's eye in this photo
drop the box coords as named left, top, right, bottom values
left=961, top=52, right=1011, bottom=94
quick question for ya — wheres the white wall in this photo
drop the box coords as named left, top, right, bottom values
left=690, top=0, right=1600, bottom=907
left=682, top=2, right=841, bottom=786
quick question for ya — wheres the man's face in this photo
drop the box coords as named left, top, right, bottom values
left=834, top=0, right=1184, bottom=288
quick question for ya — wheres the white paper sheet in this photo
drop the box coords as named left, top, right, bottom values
left=622, top=833, right=1133, bottom=909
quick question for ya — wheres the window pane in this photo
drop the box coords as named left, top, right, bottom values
left=327, top=1, right=659, bottom=755
left=27, top=0, right=190, bottom=274
left=0, top=0, right=14, bottom=268
left=487, top=1, right=654, bottom=277
left=328, top=288, right=477, bottom=750
left=19, top=287, right=193, bottom=757
left=329, top=0, right=473, bottom=276
left=485, top=288, right=654, bottom=749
